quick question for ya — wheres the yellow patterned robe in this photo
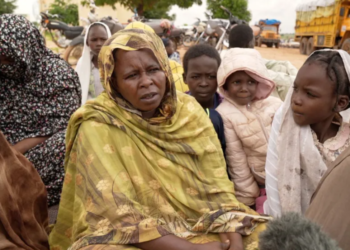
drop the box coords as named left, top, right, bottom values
left=49, top=26, right=269, bottom=250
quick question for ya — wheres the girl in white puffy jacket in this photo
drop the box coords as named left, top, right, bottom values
left=216, top=48, right=282, bottom=210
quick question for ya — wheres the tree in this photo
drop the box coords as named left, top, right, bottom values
left=207, top=0, right=251, bottom=22
left=49, top=0, right=79, bottom=26
left=0, top=0, right=17, bottom=15
left=82, top=0, right=201, bottom=18
left=143, top=1, right=174, bottom=20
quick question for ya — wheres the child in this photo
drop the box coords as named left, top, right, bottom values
left=216, top=48, right=282, bottom=209
left=162, top=38, right=181, bottom=64
left=264, top=50, right=350, bottom=217
left=183, top=44, right=226, bottom=158
left=227, top=24, right=297, bottom=101
left=76, top=22, right=111, bottom=104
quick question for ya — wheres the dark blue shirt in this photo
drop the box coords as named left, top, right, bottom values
left=187, top=92, right=226, bottom=158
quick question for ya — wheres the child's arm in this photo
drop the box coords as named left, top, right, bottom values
left=222, top=116, right=260, bottom=205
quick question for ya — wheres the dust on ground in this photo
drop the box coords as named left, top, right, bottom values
left=255, top=47, right=308, bottom=69
left=49, top=40, right=307, bottom=70
left=178, top=46, right=307, bottom=70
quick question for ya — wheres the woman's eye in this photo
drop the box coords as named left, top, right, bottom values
left=307, top=92, right=315, bottom=97
left=248, top=81, right=256, bottom=85
left=208, top=75, right=216, bottom=79
left=191, top=75, right=199, bottom=79
left=126, top=73, right=137, bottom=79
left=232, top=81, right=240, bottom=85
left=293, top=86, right=298, bottom=92
left=149, top=68, right=159, bottom=73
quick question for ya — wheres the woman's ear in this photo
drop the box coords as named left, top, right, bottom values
left=336, top=95, right=350, bottom=112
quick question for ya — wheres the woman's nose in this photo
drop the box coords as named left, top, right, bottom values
left=139, top=72, right=153, bottom=87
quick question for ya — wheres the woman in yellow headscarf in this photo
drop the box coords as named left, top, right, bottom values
left=49, top=24, right=269, bottom=250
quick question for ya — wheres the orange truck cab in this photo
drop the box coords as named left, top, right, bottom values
left=256, top=19, right=281, bottom=48
left=296, top=0, right=350, bottom=55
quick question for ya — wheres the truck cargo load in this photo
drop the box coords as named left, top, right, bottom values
left=295, top=0, right=350, bottom=55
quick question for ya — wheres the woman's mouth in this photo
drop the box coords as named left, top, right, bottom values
left=141, top=92, right=158, bottom=100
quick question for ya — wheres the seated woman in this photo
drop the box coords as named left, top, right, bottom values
left=0, top=132, right=49, bottom=250
left=76, top=22, right=111, bottom=104
left=49, top=25, right=268, bottom=250
left=0, top=14, right=81, bottom=207
left=264, top=50, right=350, bottom=216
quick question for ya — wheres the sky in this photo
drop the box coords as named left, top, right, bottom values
left=16, top=0, right=305, bottom=33
left=169, top=0, right=305, bottom=33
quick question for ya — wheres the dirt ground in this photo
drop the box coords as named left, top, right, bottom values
left=49, top=39, right=307, bottom=70
left=178, top=46, right=307, bottom=70
left=255, top=47, right=308, bottom=69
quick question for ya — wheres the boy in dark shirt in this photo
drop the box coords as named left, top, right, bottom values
left=183, top=44, right=226, bottom=158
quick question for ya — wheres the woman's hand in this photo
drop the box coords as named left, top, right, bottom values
left=13, top=136, right=50, bottom=154
left=220, top=233, right=244, bottom=250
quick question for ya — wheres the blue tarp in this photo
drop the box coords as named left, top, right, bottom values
left=259, top=19, right=281, bottom=25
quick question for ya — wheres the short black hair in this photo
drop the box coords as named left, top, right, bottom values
left=183, top=44, right=221, bottom=74
left=305, top=50, right=350, bottom=103
left=229, top=24, right=254, bottom=48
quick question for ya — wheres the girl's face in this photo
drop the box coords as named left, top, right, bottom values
left=291, top=63, right=348, bottom=126
left=225, top=71, right=258, bottom=106
left=87, top=25, right=109, bottom=56
left=165, top=41, right=175, bottom=56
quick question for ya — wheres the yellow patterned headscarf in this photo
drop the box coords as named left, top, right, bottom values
left=98, top=23, right=176, bottom=124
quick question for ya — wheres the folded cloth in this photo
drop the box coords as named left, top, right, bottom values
left=0, top=132, right=49, bottom=250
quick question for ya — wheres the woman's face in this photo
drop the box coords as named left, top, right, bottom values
left=225, top=71, right=258, bottom=106
left=291, top=63, right=339, bottom=126
left=112, top=49, right=167, bottom=117
left=87, top=25, right=108, bottom=56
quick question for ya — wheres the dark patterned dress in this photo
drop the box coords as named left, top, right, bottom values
left=0, top=14, right=81, bottom=207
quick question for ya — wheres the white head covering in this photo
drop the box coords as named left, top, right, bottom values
left=76, top=22, right=111, bottom=105
left=264, top=49, right=350, bottom=216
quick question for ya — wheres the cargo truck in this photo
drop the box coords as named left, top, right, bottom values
left=295, top=0, right=350, bottom=55
left=256, top=19, right=281, bottom=48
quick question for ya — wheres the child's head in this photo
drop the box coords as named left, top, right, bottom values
left=183, top=44, right=221, bottom=107
left=292, top=50, right=350, bottom=126
left=229, top=24, right=254, bottom=49
left=87, top=23, right=109, bottom=56
left=223, top=71, right=258, bottom=106
left=162, top=38, right=175, bottom=56
left=218, top=48, right=274, bottom=105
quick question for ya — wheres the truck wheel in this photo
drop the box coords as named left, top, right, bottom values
left=275, top=42, right=279, bottom=49
left=267, top=43, right=273, bottom=48
left=300, top=37, right=308, bottom=55
left=258, top=37, right=262, bottom=47
left=306, top=37, right=315, bottom=55
left=341, top=38, right=350, bottom=54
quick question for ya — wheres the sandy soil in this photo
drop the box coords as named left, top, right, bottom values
left=255, top=47, right=308, bottom=69
left=48, top=39, right=307, bottom=70
left=178, top=46, right=307, bottom=70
